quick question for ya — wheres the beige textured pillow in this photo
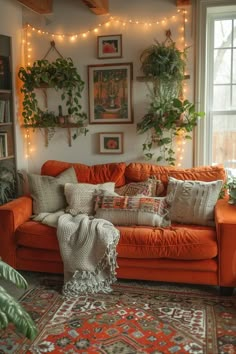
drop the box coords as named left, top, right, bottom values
left=65, top=182, right=115, bottom=216
left=166, top=177, right=223, bottom=226
left=28, top=167, right=78, bottom=215
left=94, top=195, right=170, bottom=227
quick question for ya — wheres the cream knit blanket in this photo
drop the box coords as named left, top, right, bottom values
left=56, top=213, right=120, bottom=297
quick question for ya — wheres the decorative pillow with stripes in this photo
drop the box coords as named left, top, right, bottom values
left=94, top=195, right=170, bottom=227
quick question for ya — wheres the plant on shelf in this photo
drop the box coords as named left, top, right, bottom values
left=0, top=259, right=38, bottom=340
left=18, top=57, right=88, bottom=138
left=137, top=31, right=204, bottom=165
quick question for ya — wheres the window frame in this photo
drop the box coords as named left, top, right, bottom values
left=195, top=0, right=236, bottom=167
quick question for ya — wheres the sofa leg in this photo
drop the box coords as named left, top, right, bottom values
left=219, top=286, right=234, bottom=296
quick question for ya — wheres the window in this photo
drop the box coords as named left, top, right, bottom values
left=196, top=1, right=236, bottom=177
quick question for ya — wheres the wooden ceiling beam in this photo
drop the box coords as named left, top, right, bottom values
left=176, top=0, right=191, bottom=6
left=17, top=0, right=53, bottom=14
left=80, top=0, right=109, bottom=15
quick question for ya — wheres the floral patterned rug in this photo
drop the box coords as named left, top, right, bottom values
left=0, top=278, right=236, bottom=354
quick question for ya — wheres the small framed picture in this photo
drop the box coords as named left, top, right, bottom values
left=99, top=132, right=124, bottom=154
left=97, top=34, right=122, bottom=59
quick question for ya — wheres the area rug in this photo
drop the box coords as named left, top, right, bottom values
left=0, top=280, right=236, bottom=354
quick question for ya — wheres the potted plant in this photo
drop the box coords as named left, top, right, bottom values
left=0, top=165, right=16, bottom=205
left=226, top=176, right=236, bottom=205
left=137, top=35, right=204, bottom=165
left=18, top=57, right=88, bottom=138
left=0, top=259, right=37, bottom=339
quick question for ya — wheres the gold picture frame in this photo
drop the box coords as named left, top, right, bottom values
left=88, top=63, right=133, bottom=124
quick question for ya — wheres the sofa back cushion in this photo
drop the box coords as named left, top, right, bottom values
left=41, top=160, right=126, bottom=187
left=125, top=163, right=173, bottom=187
left=125, top=163, right=226, bottom=193
left=168, top=165, right=226, bottom=182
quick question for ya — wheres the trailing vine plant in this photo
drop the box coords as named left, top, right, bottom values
left=18, top=57, right=88, bottom=139
left=137, top=32, right=204, bottom=165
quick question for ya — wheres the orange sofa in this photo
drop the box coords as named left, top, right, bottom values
left=0, top=160, right=235, bottom=294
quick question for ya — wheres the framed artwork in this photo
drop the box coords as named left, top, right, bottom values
left=99, top=132, right=124, bottom=154
left=97, top=34, right=122, bottom=59
left=88, top=63, right=133, bottom=124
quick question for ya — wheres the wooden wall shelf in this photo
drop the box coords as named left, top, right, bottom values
left=136, top=74, right=190, bottom=81
left=24, top=123, right=87, bottom=147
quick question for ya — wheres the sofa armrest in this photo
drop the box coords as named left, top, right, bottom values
left=215, top=197, right=236, bottom=287
left=0, top=196, right=33, bottom=267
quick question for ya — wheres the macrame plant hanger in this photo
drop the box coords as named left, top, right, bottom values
left=41, top=41, right=64, bottom=109
left=43, top=40, right=64, bottom=60
left=40, top=41, right=74, bottom=147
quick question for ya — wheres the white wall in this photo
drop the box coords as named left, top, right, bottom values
left=2, top=0, right=195, bottom=174
left=0, top=0, right=26, bottom=171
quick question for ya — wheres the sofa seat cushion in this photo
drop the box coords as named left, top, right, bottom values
left=16, top=221, right=217, bottom=262
left=16, top=221, right=59, bottom=252
left=116, top=224, right=217, bottom=260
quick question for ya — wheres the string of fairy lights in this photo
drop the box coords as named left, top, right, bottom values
left=22, top=8, right=189, bottom=166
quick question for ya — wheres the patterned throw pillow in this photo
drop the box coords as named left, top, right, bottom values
left=64, top=182, right=115, bottom=216
left=166, top=177, right=223, bottom=226
left=115, top=177, right=164, bottom=197
left=94, top=195, right=170, bottom=227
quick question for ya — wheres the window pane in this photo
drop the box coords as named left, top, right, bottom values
left=213, top=85, right=230, bottom=109
left=212, top=114, right=236, bottom=168
left=214, top=48, right=231, bottom=84
left=234, top=19, right=236, bottom=47
left=233, top=85, right=236, bottom=109
left=214, top=20, right=232, bottom=48
left=233, top=49, right=236, bottom=83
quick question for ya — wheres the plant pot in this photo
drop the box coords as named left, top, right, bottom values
left=67, top=116, right=77, bottom=124
left=58, top=116, right=65, bottom=124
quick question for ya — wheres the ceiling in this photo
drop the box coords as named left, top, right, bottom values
left=16, top=0, right=190, bottom=15
left=16, top=0, right=109, bottom=15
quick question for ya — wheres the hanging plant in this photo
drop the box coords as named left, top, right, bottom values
left=18, top=57, right=88, bottom=138
left=137, top=33, right=204, bottom=165
left=137, top=97, right=204, bottom=165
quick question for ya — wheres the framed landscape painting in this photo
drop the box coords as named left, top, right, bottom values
left=99, top=132, right=124, bottom=154
left=97, top=34, right=122, bottom=59
left=88, top=63, right=133, bottom=124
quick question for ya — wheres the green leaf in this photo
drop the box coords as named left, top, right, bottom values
left=0, top=286, right=38, bottom=340
left=144, top=153, right=154, bottom=159
left=0, top=260, right=28, bottom=289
